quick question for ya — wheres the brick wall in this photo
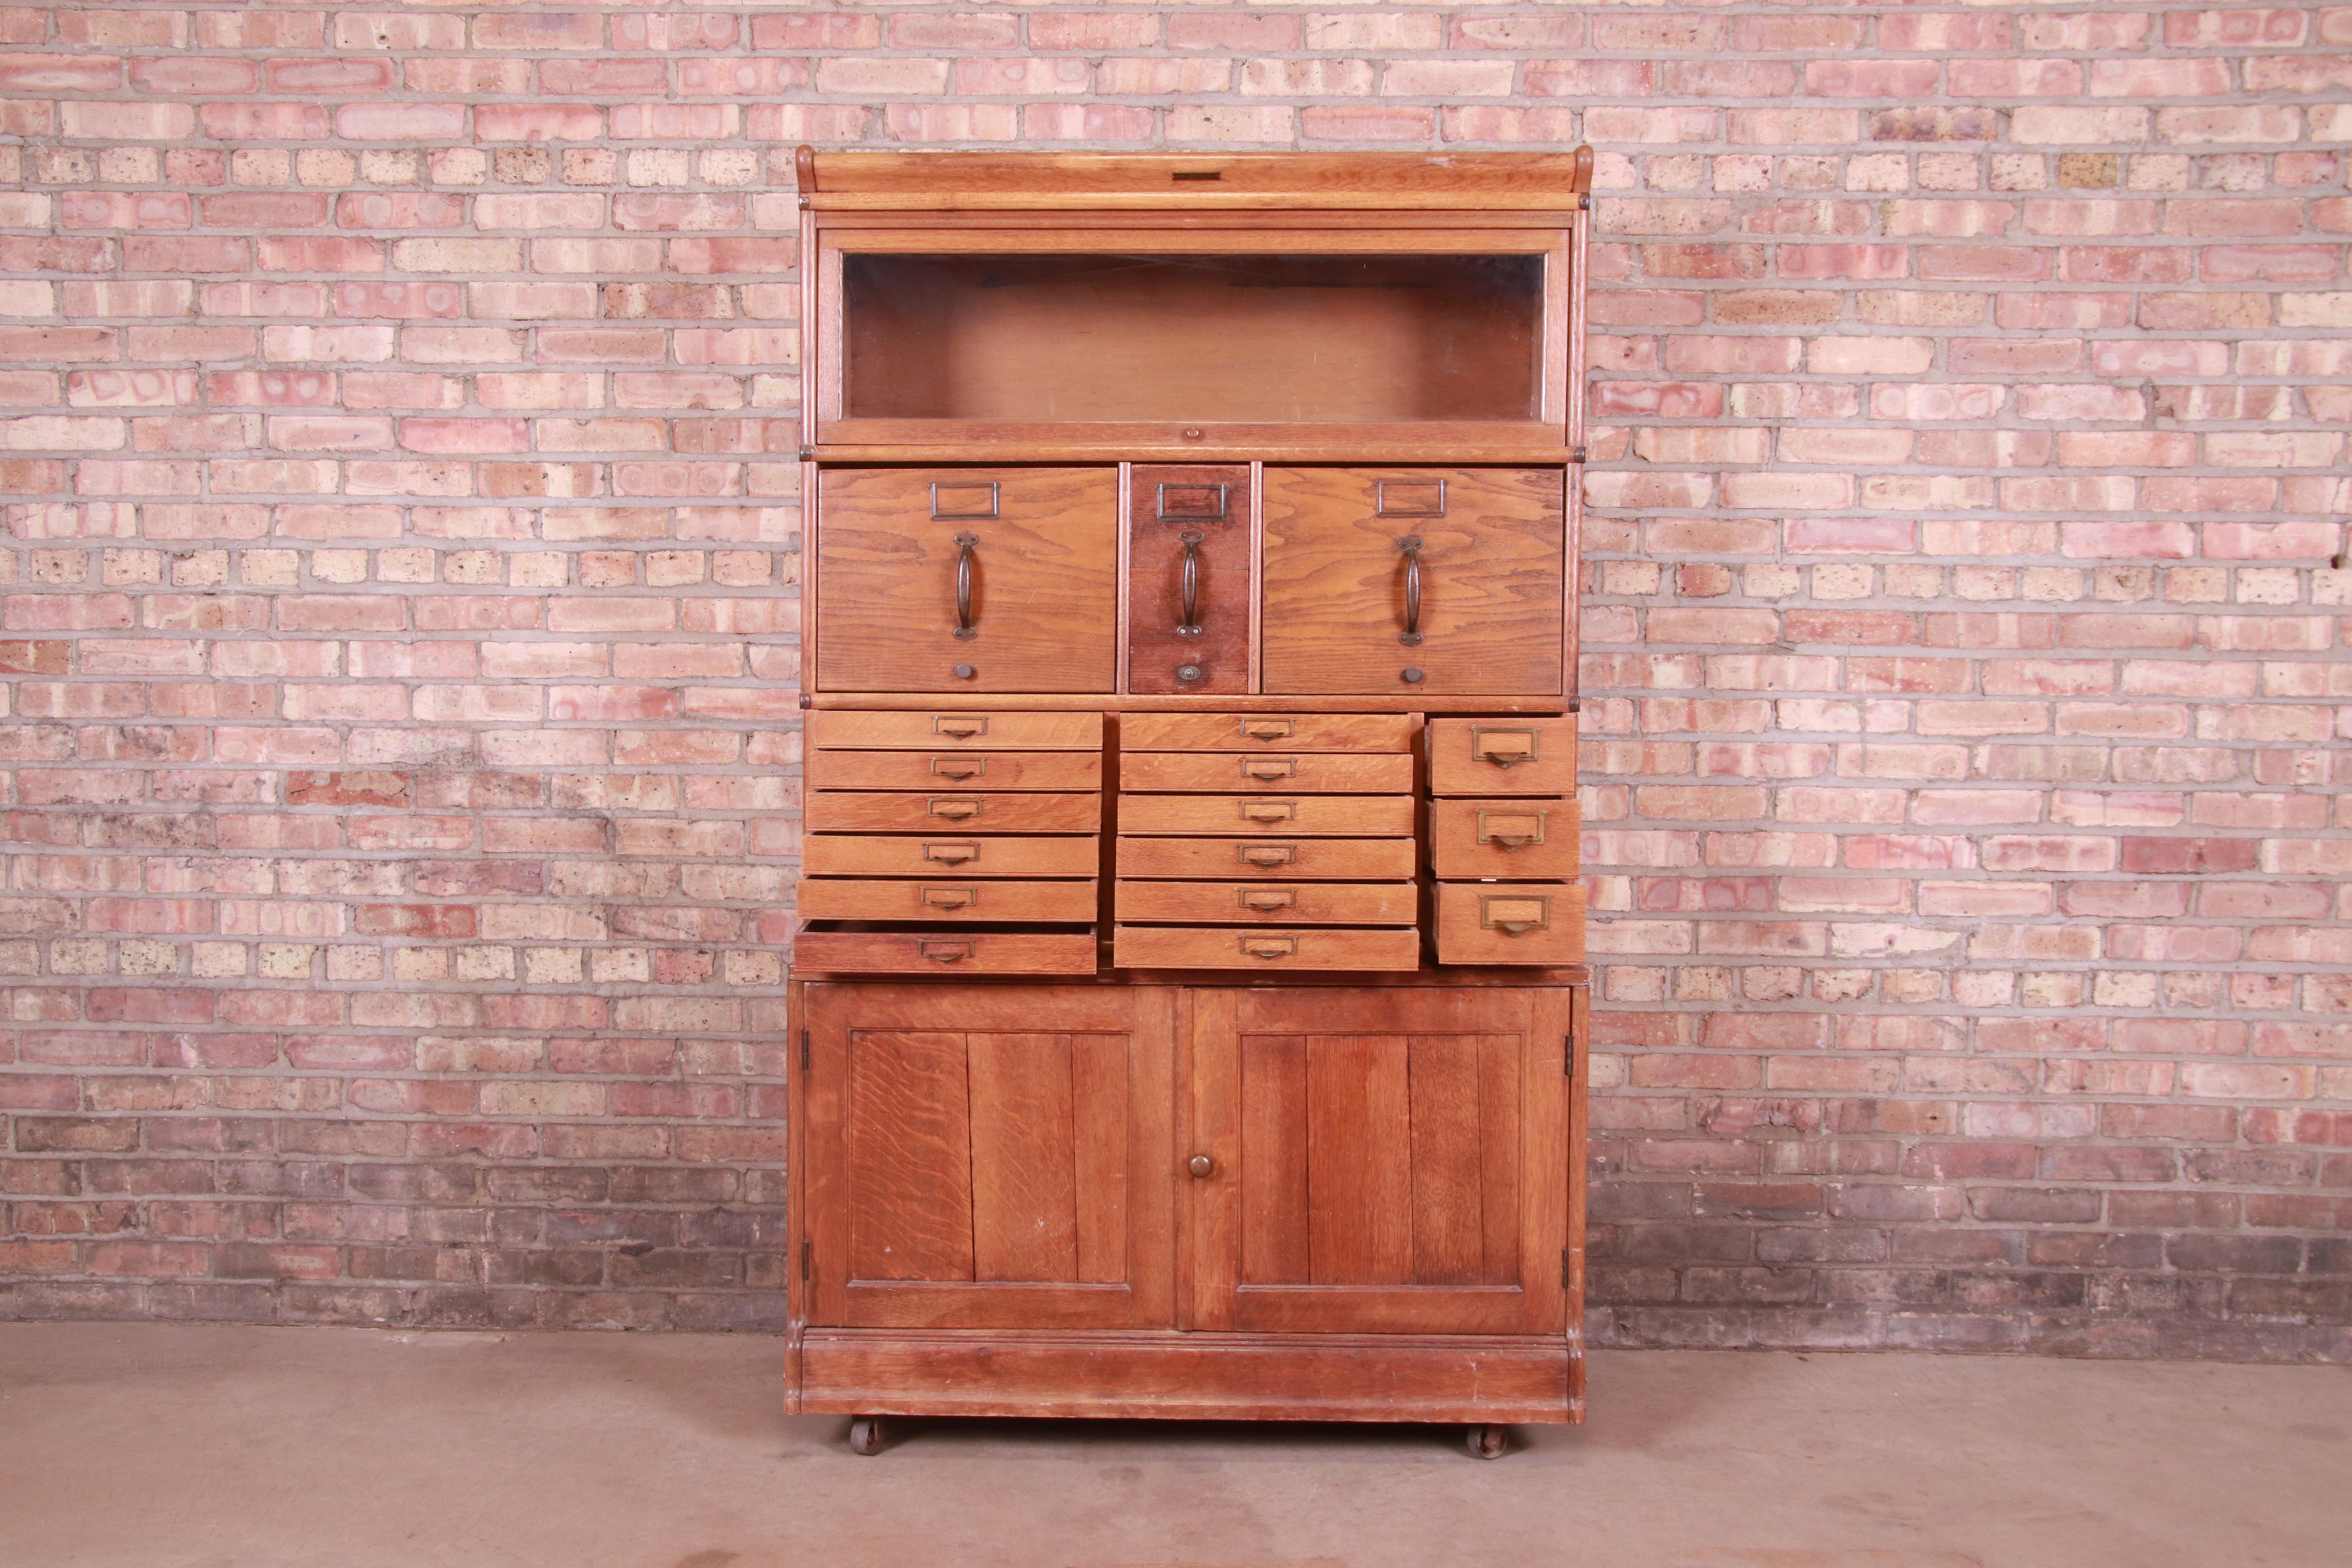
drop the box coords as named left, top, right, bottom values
left=0, top=2, right=2344, bottom=1359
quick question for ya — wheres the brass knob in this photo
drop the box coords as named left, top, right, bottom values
left=1188, top=1154, right=1214, bottom=1179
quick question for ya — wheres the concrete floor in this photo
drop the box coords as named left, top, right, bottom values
left=0, top=1325, right=2345, bottom=1568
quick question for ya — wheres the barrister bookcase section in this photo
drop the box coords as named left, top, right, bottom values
left=786, top=149, right=1594, bottom=1457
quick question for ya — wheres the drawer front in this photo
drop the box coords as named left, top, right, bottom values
left=1113, top=925, right=1421, bottom=972
left=816, top=467, right=1118, bottom=693
left=1430, top=798, right=1581, bottom=880
left=1115, top=837, right=1417, bottom=881
left=1434, top=883, right=1587, bottom=966
left=1427, top=717, right=1577, bottom=798
left=802, top=834, right=1099, bottom=880
left=796, top=877, right=1098, bottom=923
left=1118, top=794, right=1414, bottom=838
left=793, top=929, right=1098, bottom=976
left=806, top=791, right=1102, bottom=833
left=1118, top=712, right=1413, bottom=753
left=808, top=749, right=1103, bottom=793
left=806, top=710, right=1103, bottom=751
left=1116, top=881, right=1416, bottom=926
left=1261, top=466, right=1565, bottom=697
left=1120, top=751, right=1414, bottom=795
left=1128, top=464, right=1251, bottom=696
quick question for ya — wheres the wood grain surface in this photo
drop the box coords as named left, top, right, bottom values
left=1120, top=751, right=1414, bottom=794
left=1127, top=464, right=1252, bottom=696
left=1429, top=798, right=1581, bottom=880
left=1113, top=837, right=1416, bottom=881
left=1261, top=467, right=1564, bottom=695
left=808, top=749, right=1103, bottom=793
left=817, top=467, right=1118, bottom=693
left=802, top=835, right=1101, bottom=880
left=807, top=710, right=1105, bottom=750
left=1426, top=716, right=1579, bottom=797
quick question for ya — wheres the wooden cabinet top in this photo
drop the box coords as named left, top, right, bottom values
left=796, top=147, right=1597, bottom=211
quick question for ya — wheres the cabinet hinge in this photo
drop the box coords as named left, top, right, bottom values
left=1562, top=1248, right=1572, bottom=1289
left=801, top=1240, right=812, bottom=1283
left=800, top=1027, right=809, bottom=1073
left=1565, top=1035, right=1575, bottom=1078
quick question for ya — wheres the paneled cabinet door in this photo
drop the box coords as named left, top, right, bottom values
left=1186, top=987, right=1570, bottom=1335
left=1260, top=467, right=1565, bottom=696
left=802, top=983, right=1176, bottom=1330
left=815, top=467, right=1119, bottom=693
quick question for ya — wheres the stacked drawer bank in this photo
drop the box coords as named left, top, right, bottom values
left=792, top=709, right=1584, bottom=975
left=1114, top=712, right=1419, bottom=971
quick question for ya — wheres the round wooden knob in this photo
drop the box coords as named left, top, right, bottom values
left=1188, top=1154, right=1214, bottom=1179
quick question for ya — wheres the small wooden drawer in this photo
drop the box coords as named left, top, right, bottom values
left=806, top=791, right=1102, bottom=834
left=1120, top=751, right=1414, bottom=795
left=794, top=926, right=1097, bottom=976
left=1426, top=717, right=1577, bottom=797
left=1115, top=881, right=1416, bottom=926
left=1115, top=837, right=1417, bottom=882
left=1117, top=794, right=1414, bottom=838
left=808, top=749, right=1102, bottom=793
left=1119, top=712, right=1413, bottom=753
left=802, top=834, right=1098, bottom=880
left=1430, top=798, right=1580, bottom=880
left=1114, top=925, right=1420, bottom=972
left=1434, top=883, right=1586, bottom=966
left=797, top=877, right=1097, bottom=923
left=806, top=710, right=1104, bottom=752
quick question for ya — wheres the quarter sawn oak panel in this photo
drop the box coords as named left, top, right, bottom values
left=817, top=467, right=1118, bottom=693
left=1260, top=467, right=1564, bottom=696
left=804, top=984, right=1175, bottom=1330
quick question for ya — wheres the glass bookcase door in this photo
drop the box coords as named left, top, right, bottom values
left=815, top=231, right=1568, bottom=447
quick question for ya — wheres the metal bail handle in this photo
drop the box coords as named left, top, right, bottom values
left=952, top=531, right=979, bottom=641
left=1397, top=534, right=1424, bottom=647
left=1176, top=529, right=1204, bottom=638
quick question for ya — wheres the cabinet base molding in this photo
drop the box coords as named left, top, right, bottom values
left=796, top=1329, right=1583, bottom=1424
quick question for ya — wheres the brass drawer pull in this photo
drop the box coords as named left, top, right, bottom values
left=1176, top=528, right=1204, bottom=638
left=1481, top=895, right=1551, bottom=936
left=921, top=840, right=981, bottom=866
left=1240, top=800, right=1297, bottom=824
left=919, top=885, right=978, bottom=910
left=927, top=797, right=983, bottom=821
left=1239, top=888, right=1297, bottom=912
left=1240, top=934, right=1298, bottom=960
left=1471, top=726, right=1540, bottom=768
left=928, top=756, right=986, bottom=780
left=918, top=938, right=974, bottom=964
left=931, top=715, right=988, bottom=738
left=1240, top=758, right=1296, bottom=781
left=1477, top=810, right=1548, bottom=850
left=951, top=531, right=980, bottom=641
left=1239, top=717, right=1294, bottom=741
left=1397, top=534, right=1424, bottom=647
left=1239, top=844, right=1297, bottom=868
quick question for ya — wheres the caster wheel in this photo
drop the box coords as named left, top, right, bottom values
left=1468, top=1423, right=1510, bottom=1460
left=848, top=1416, right=886, bottom=1456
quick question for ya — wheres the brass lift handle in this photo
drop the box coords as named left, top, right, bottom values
left=952, top=531, right=979, bottom=641
left=1397, top=534, right=1424, bottom=647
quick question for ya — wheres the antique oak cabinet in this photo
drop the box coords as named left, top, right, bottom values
left=784, top=148, right=1594, bottom=1459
